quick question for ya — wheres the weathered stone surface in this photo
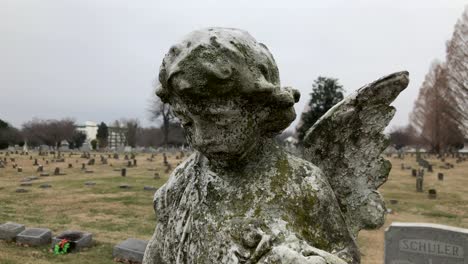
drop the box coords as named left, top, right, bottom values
left=385, top=222, right=468, bottom=264
left=143, top=27, right=408, bottom=264
left=303, top=71, right=409, bottom=238
left=16, top=228, right=52, bottom=246
left=52, top=230, right=93, bottom=252
left=0, top=222, right=25, bottom=242
left=114, top=238, right=148, bottom=263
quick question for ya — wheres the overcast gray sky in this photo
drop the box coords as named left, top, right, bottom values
left=1, top=0, right=466, bottom=131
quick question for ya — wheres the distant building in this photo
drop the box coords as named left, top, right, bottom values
left=76, top=121, right=98, bottom=143
left=108, top=126, right=127, bottom=149
left=76, top=121, right=127, bottom=149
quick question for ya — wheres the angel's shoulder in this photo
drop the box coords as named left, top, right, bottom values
left=153, top=153, right=199, bottom=204
left=283, top=151, right=324, bottom=179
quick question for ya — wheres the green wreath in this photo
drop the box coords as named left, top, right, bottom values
left=54, top=239, right=71, bottom=255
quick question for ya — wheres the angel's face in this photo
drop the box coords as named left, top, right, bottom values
left=173, top=97, right=265, bottom=162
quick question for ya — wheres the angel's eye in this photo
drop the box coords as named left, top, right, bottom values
left=258, top=64, right=269, bottom=81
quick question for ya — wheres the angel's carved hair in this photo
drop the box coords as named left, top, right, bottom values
left=156, top=27, right=300, bottom=135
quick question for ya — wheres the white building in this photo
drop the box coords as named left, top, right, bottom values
left=76, top=121, right=127, bottom=149
left=76, top=121, right=98, bottom=143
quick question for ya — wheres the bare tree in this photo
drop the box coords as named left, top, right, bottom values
left=120, top=118, right=139, bottom=147
left=136, top=127, right=163, bottom=147
left=148, top=94, right=178, bottom=147
left=446, top=6, right=468, bottom=136
left=388, top=126, right=420, bottom=150
left=410, top=61, right=464, bottom=153
left=22, top=118, right=76, bottom=148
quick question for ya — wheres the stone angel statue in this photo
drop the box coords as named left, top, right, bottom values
left=143, top=27, right=409, bottom=264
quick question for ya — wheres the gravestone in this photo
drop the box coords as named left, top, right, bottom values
left=412, top=169, right=417, bottom=177
left=15, top=188, right=29, bottom=193
left=20, top=182, right=32, bottom=187
left=40, top=173, right=50, bottom=177
left=0, top=222, right=25, bottom=242
left=143, top=186, right=157, bottom=191
left=68, top=163, right=73, bottom=168
left=39, top=183, right=52, bottom=189
left=416, top=177, right=423, bottom=192
left=16, top=228, right=52, bottom=246
left=438, top=173, right=444, bottom=181
left=385, top=222, right=468, bottom=264
left=17, top=167, right=22, bottom=172
left=121, top=168, right=126, bottom=177
left=52, top=230, right=93, bottom=252
left=427, top=164, right=433, bottom=172
left=119, top=184, right=131, bottom=189
left=54, top=167, right=60, bottom=176
left=428, top=189, right=437, bottom=199
left=153, top=173, right=160, bottom=179
left=133, top=159, right=137, bottom=167
left=84, top=181, right=96, bottom=186
left=37, top=165, right=43, bottom=172
left=81, top=163, right=86, bottom=170
left=113, top=238, right=148, bottom=263
left=127, top=161, right=132, bottom=167
left=33, top=159, right=38, bottom=166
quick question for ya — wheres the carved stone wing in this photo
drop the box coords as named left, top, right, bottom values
left=302, top=71, right=409, bottom=238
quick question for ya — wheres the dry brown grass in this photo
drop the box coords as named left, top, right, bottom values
left=358, top=155, right=468, bottom=264
left=0, top=151, right=466, bottom=263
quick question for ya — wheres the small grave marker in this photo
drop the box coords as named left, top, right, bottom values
left=0, top=222, right=25, bottom=242
left=16, top=228, right=52, bottom=246
left=438, top=173, right=444, bottom=181
left=52, top=230, right=93, bottom=252
left=113, top=238, right=148, bottom=263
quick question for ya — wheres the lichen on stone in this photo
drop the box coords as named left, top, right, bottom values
left=143, top=27, right=409, bottom=264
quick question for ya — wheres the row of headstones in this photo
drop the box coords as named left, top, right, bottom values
left=402, top=162, right=447, bottom=198
left=0, top=222, right=148, bottom=263
left=14, top=174, right=158, bottom=192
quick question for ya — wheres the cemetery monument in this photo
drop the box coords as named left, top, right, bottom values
left=140, top=27, right=409, bottom=263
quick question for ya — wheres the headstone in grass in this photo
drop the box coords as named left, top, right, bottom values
left=113, top=238, right=148, bottom=263
left=0, top=222, right=25, bottom=242
left=144, top=186, right=157, bottom=191
left=15, top=188, right=29, bottom=193
left=385, top=222, right=468, bottom=264
left=438, top=173, right=444, bottom=181
left=39, top=183, right=52, bottom=189
left=52, top=230, right=93, bottom=252
left=16, top=228, right=52, bottom=246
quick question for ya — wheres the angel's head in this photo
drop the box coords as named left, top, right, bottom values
left=156, top=28, right=300, bottom=162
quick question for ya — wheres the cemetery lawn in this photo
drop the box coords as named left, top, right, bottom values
left=358, top=156, right=468, bottom=263
left=0, top=152, right=180, bottom=264
left=0, top=153, right=467, bottom=263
